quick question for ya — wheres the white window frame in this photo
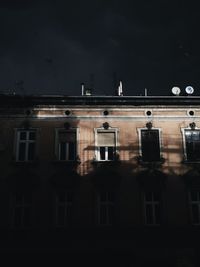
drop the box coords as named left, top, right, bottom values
left=15, top=129, right=37, bottom=162
left=144, top=192, right=161, bottom=226
left=10, top=192, right=32, bottom=228
left=97, top=192, right=115, bottom=226
left=181, top=127, right=200, bottom=162
left=94, top=127, right=119, bottom=161
left=55, top=192, right=73, bottom=227
left=189, top=191, right=200, bottom=225
left=55, top=128, right=79, bottom=161
left=137, top=127, right=162, bottom=161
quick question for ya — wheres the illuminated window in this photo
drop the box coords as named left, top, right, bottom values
left=144, top=192, right=161, bottom=225
left=55, top=192, right=73, bottom=227
left=141, top=130, right=160, bottom=162
left=189, top=191, right=200, bottom=225
left=16, top=130, right=36, bottom=161
left=97, top=131, right=116, bottom=161
left=184, top=130, right=200, bottom=162
left=57, top=130, right=76, bottom=161
left=97, top=192, right=115, bottom=226
left=11, top=192, right=32, bottom=228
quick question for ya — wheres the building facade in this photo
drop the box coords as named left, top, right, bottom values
left=1, top=94, right=200, bottom=266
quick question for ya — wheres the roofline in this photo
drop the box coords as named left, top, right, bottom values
left=1, top=94, right=200, bottom=106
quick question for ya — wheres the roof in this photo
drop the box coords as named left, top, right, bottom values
left=1, top=94, right=200, bottom=107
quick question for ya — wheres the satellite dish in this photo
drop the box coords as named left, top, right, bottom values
left=185, top=86, right=194, bottom=95
left=172, top=86, right=181, bottom=96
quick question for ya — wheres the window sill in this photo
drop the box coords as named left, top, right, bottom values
left=136, top=156, right=165, bottom=166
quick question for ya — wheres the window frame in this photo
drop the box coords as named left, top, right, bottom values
left=94, top=127, right=119, bottom=161
left=96, top=191, right=115, bottom=226
left=137, top=127, right=162, bottom=162
left=143, top=191, right=162, bottom=226
left=188, top=190, right=200, bottom=225
left=55, top=191, right=73, bottom=228
left=15, top=128, right=37, bottom=162
left=55, top=127, right=79, bottom=161
left=10, top=192, right=32, bottom=229
left=181, top=127, right=200, bottom=162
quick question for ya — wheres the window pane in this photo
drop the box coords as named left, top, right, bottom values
left=153, top=192, right=160, bottom=202
left=154, top=204, right=161, bottom=224
left=18, top=143, right=26, bottom=161
left=57, top=206, right=65, bottom=226
left=60, top=142, right=66, bottom=160
left=191, top=204, right=200, bottom=224
left=145, top=192, right=152, bottom=202
left=185, top=130, right=200, bottom=161
left=100, top=147, right=105, bottom=160
left=28, top=143, right=35, bottom=160
left=14, top=207, right=22, bottom=227
left=190, top=191, right=198, bottom=201
left=29, top=131, right=36, bottom=140
left=24, top=207, right=31, bottom=227
left=100, top=205, right=107, bottom=225
left=20, top=132, right=27, bottom=140
left=108, top=147, right=114, bottom=160
left=141, top=130, right=160, bottom=162
left=68, top=142, right=76, bottom=160
left=145, top=204, right=153, bottom=224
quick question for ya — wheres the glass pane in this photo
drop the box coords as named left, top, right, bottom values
left=191, top=204, right=200, bottom=224
left=108, top=205, right=114, bottom=225
left=155, top=204, right=161, bottom=224
left=14, top=207, right=22, bottom=227
left=15, top=193, right=23, bottom=205
left=59, top=142, right=66, bottom=160
left=100, top=147, right=105, bottom=160
left=153, top=192, right=160, bottom=202
left=28, top=143, right=35, bottom=160
left=100, top=205, right=107, bottom=225
left=29, top=131, right=36, bottom=140
left=20, top=132, right=27, bottom=140
left=57, top=192, right=65, bottom=203
left=190, top=191, right=198, bottom=201
left=108, top=147, right=114, bottom=160
left=145, top=204, right=153, bottom=224
left=66, top=192, right=73, bottom=202
left=23, top=207, right=31, bottom=227
left=66, top=206, right=72, bottom=225
left=145, top=192, right=152, bottom=202
left=57, top=206, right=65, bottom=226
left=18, top=143, right=26, bottom=161
left=68, top=142, right=76, bottom=160
left=100, top=192, right=107, bottom=202
left=141, top=130, right=160, bottom=162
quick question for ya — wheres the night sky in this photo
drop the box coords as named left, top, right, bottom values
left=0, top=0, right=200, bottom=96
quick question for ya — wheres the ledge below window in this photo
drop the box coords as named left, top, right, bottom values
left=136, top=156, right=165, bottom=167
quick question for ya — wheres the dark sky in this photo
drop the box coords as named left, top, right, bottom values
left=0, top=0, right=200, bottom=96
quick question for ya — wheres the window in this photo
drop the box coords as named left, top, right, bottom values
left=141, top=129, right=160, bottom=162
left=57, top=130, right=76, bottom=161
left=97, top=192, right=115, bottom=226
left=97, top=131, right=116, bottom=161
left=16, top=130, right=36, bottom=161
left=55, top=192, right=73, bottom=227
left=184, top=130, right=200, bottom=162
left=144, top=192, right=161, bottom=225
left=11, top=192, right=32, bottom=228
left=189, top=191, right=200, bottom=225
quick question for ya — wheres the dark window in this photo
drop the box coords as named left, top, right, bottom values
left=189, top=191, right=200, bottom=224
left=58, top=131, right=76, bottom=161
left=185, top=130, right=200, bottom=161
left=144, top=192, right=161, bottom=225
left=97, top=192, right=115, bottom=226
left=141, top=130, right=160, bottom=162
left=11, top=192, right=32, bottom=228
left=55, top=192, right=73, bottom=227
